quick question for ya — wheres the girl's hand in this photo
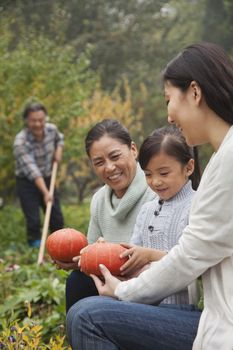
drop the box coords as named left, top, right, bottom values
left=119, top=244, right=152, bottom=276
left=90, top=264, right=121, bottom=298
left=120, top=244, right=167, bottom=276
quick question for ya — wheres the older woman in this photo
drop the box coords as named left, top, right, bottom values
left=56, top=119, right=155, bottom=311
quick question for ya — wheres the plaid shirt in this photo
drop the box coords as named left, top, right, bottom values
left=13, top=123, right=64, bottom=181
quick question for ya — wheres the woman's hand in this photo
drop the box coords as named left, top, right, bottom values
left=90, top=264, right=121, bottom=298
left=54, top=255, right=80, bottom=271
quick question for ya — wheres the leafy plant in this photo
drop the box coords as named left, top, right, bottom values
left=0, top=203, right=90, bottom=347
left=0, top=252, right=68, bottom=339
left=0, top=317, right=71, bottom=349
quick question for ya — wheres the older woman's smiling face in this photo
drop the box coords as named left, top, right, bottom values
left=89, top=135, right=138, bottom=198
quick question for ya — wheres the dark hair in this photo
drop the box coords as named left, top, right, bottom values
left=138, top=125, right=201, bottom=190
left=23, top=102, right=47, bottom=119
left=163, top=42, right=233, bottom=124
left=85, top=119, right=132, bottom=157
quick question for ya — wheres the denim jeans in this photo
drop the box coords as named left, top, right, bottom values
left=66, top=296, right=201, bottom=350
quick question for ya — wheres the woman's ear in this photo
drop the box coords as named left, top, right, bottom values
left=131, top=141, right=138, bottom=160
left=190, top=81, right=202, bottom=105
left=186, top=158, right=195, bottom=177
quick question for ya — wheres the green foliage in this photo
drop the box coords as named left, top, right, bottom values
left=201, top=0, right=233, bottom=51
left=197, top=278, right=204, bottom=311
left=0, top=20, right=97, bottom=198
left=0, top=203, right=90, bottom=347
left=1, top=0, right=232, bottom=201
left=0, top=256, right=68, bottom=340
left=0, top=206, right=27, bottom=249
left=0, top=0, right=207, bottom=89
left=0, top=203, right=90, bottom=252
left=63, top=202, right=90, bottom=234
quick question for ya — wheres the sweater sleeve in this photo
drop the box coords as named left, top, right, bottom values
left=115, top=146, right=233, bottom=303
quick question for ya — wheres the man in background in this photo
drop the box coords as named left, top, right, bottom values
left=13, top=102, right=64, bottom=247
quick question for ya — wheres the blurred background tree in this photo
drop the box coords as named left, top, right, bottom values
left=0, top=0, right=232, bottom=203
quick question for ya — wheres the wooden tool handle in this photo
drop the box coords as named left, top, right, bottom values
left=37, top=161, right=58, bottom=265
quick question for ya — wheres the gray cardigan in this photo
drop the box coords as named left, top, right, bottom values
left=131, top=180, right=195, bottom=305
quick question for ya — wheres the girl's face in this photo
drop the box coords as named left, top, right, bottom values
left=89, top=135, right=138, bottom=198
left=144, top=151, right=194, bottom=201
left=164, top=81, right=207, bottom=147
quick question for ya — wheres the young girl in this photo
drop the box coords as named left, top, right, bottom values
left=119, top=125, right=201, bottom=305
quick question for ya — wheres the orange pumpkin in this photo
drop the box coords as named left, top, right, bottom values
left=80, top=241, right=128, bottom=276
left=46, top=228, right=88, bottom=262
